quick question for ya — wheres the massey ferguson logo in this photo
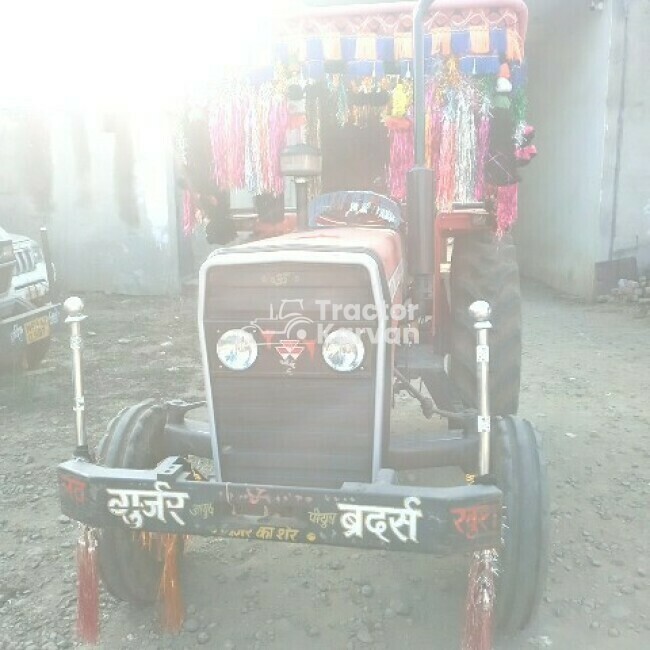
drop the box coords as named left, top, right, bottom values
left=275, top=340, right=305, bottom=370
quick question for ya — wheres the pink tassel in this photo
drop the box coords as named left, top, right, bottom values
left=76, top=527, right=99, bottom=644
left=496, top=185, right=518, bottom=237
left=475, top=116, right=491, bottom=200
left=387, top=118, right=414, bottom=202
left=461, top=550, right=497, bottom=650
left=268, top=96, right=289, bottom=196
left=436, top=119, right=456, bottom=210
left=182, top=190, right=196, bottom=237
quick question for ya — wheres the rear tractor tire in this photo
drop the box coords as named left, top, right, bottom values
left=494, top=416, right=549, bottom=635
left=449, top=231, right=522, bottom=416
left=96, top=399, right=180, bottom=604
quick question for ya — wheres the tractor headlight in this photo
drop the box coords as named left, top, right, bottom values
left=216, top=329, right=258, bottom=370
left=322, top=329, right=365, bottom=372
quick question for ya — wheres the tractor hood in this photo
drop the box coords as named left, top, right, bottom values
left=221, top=227, right=404, bottom=301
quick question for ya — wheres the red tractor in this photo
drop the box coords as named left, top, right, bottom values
left=58, top=0, right=547, bottom=645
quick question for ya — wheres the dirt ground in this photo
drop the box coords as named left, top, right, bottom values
left=0, top=280, right=648, bottom=650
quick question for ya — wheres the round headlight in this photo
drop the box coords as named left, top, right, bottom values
left=216, top=329, right=258, bottom=370
left=322, top=329, right=365, bottom=372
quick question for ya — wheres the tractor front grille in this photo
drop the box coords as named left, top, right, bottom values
left=203, top=261, right=379, bottom=488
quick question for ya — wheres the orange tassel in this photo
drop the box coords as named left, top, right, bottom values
left=323, top=33, right=342, bottom=60
left=355, top=35, right=377, bottom=61
left=159, top=534, right=184, bottom=634
left=394, top=33, right=413, bottom=60
left=469, top=27, right=490, bottom=55
left=506, top=29, right=524, bottom=63
left=461, top=550, right=497, bottom=650
left=432, top=28, right=452, bottom=57
left=76, top=527, right=99, bottom=644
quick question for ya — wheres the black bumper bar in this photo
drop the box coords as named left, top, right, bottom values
left=59, top=457, right=502, bottom=555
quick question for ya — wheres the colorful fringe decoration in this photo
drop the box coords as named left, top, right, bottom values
left=386, top=117, right=413, bottom=202
left=208, top=82, right=288, bottom=197
left=469, top=27, right=491, bottom=55
left=432, top=28, right=452, bottom=56
left=355, top=35, right=377, bottom=61
left=159, top=534, right=184, bottom=634
left=461, top=550, right=497, bottom=650
left=76, top=527, right=99, bottom=644
left=455, top=89, right=476, bottom=203
left=436, top=108, right=457, bottom=210
left=506, top=29, right=524, bottom=63
left=323, top=33, right=342, bottom=60
left=475, top=116, right=491, bottom=200
left=496, top=184, right=518, bottom=236
left=394, top=33, right=413, bottom=60
left=425, top=82, right=443, bottom=170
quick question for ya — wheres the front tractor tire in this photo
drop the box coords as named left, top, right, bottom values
left=494, top=416, right=549, bottom=635
left=449, top=231, right=522, bottom=416
left=96, top=399, right=178, bottom=604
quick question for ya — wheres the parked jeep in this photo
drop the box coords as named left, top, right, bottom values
left=0, top=225, right=60, bottom=370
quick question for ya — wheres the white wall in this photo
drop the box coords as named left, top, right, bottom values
left=516, top=0, right=615, bottom=297
left=609, top=0, right=650, bottom=274
left=0, top=108, right=180, bottom=295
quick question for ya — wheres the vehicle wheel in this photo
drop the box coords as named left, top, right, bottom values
left=96, top=399, right=178, bottom=604
left=493, top=416, right=549, bottom=635
left=449, top=231, right=522, bottom=415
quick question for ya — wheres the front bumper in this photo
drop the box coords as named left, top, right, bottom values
left=0, top=301, right=61, bottom=350
left=59, top=456, right=502, bottom=555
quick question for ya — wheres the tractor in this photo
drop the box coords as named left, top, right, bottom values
left=58, top=0, right=548, bottom=645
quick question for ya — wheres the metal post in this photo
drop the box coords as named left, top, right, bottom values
left=64, top=296, right=90, bottom=459
left=469, top=301, right=492, bottom=476
left=295, top=178, right=309, bottom=230
left=413, top=0, right=437, bottom=167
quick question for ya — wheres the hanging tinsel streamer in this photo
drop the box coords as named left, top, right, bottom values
left=461, top=549, right=497, bottom=650
left=496, top=184, right=518, bottom=237
left=336, top=77, right=348, bottom=127
left=425, top=81, right=440, bottom=170
left=159, top=534, right=184, bottom=633
left=475, top=84, right=493, bottom=201
left=436, top=97, right=457, bottom=210
left=76, top=526, right=99, bottom=644
left=257, top=84, right=273, bottom=192
left=305, top=83, right=323, bottom=197
left=455, top=85, right=477, bottom=204
left=512, top=89, right=528, bottom=146
left=209, top=83, right=247, bottom=190
left=244, top=85, right=263, bottom=195
left=386, top=117, right=413, bottom=202
left=268, top=92, right=290, bottom=196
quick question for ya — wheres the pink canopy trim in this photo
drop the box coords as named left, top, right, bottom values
left=288, top=1, right=528, bottom=42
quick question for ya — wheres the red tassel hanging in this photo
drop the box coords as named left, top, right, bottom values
left=159, top=534, right=184, bottom=634
left=496, top=184, right=518, bottom=237
left=76, top=527, right=99, bottom=644
left=386, top=117, right=414, bottom=202
left=461, top=549, right=497, bottom=650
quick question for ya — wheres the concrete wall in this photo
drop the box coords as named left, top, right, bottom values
left=516, top=0, right=615, bottom=297
left=609, top=0, right=650, bottom=275
left=0, top=108, right=180, bottom=295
